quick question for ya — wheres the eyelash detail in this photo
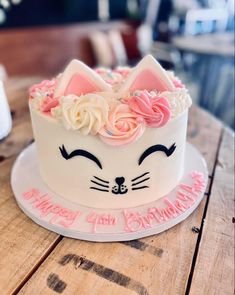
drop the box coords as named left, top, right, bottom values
left=59, top=145, right=102, bottom=169
left=138, top=143, right=176, bottom=165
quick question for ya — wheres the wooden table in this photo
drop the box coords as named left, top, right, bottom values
left=171, top=32, right=235, bottom=129
left=172, top=32, right=234, bottom=57
left=0, top=77, right=234, bottom=295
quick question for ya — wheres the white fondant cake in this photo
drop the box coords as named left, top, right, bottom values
left=29, top=55, right=192, bottom=209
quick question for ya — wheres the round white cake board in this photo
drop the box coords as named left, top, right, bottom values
left=11, top=142, right=208, bottom=242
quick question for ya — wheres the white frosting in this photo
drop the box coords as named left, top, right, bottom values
left=52, top=94, right=109, bottom=135
left=150, top=88, right=192, bottom=118
left=162, top=89, right=192, bottom=118
left=28, top=56, right=192, bottom=210
left=29, top=101, right=188, bottom=209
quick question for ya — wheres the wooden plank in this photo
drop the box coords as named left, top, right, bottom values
left=190, top=128, right=234, bottom=295
left=187, top=105, right=222, bottom=175
left=18, top=107, right=222, bottom=295
left=0, top=77, right=61, bottom=294
left=0, top=157, right=61, bottom=294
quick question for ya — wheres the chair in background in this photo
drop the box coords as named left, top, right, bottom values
left=0, top=21, right=135, bottom=76
left=89, top=29, right=128, bottom=68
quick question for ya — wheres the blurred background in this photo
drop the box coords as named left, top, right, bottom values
left=0, top=0, right=234, bottom=128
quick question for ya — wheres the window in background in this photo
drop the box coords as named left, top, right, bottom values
left=0, top=0, right=99, bottom=28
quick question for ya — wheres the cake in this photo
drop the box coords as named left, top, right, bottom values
left=28, top=55, right=192, bottom=210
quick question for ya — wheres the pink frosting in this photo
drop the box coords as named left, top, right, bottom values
left=95, top=68, right=123, bottom=85
left=113, top=67, right=131, bottom=78
left=129, top=69, right=171, bottom=92
left=65, top=73, right=101, bottom=96
left=29, top=79, right=59, bottom=114
left=173, top=79, right=184, bottom=89
left=40, top=97, right=59, bottom=113
left=99, top=104, right=145, bottom=146
left=29, top=79, right=57, bottom=99
left=124, top=91, right=171, bottom=128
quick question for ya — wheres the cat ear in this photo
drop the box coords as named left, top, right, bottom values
left=54, top=59, right=112, bottom=97
left=118, top=55, right=175, bottom=94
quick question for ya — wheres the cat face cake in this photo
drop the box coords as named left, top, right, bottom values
left=29, top=55, right=192, bottom=209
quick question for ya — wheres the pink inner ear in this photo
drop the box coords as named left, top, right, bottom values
left=64, top=74, right=101, bottom=96
left=130, top=69, right=170, bottom=92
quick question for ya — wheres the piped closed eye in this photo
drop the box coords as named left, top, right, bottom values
left=59, top=145, right=102, bottom=169
left=138, top=143, right=176, bottom=165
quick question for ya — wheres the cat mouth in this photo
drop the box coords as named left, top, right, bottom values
left=111, top=185, right=128, bottom=195
left=89, top=172, right=150, bottom=195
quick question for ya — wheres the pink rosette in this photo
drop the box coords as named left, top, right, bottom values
left=125, top=91, right=171, bottom=128
left=29, top=79, right=57, bottom=99
left=40, top=97, right=59, bottom=113
left=173, top=79, right=185, bottom=89
left=99, top=104, right=145, bottom=146
left=29, top=79, right=59, bottom=114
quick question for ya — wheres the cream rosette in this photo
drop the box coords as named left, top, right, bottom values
left=52, top=94, right=109, bottom=135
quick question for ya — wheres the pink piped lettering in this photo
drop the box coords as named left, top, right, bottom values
left=123, top=211, right=145, bottom=232
left=22, top=189, right=81, bottom=228
left=177, top=191, right=195, bottom=205
left=163, top=198, right=182, bottom=217
left=86, top=212, right=117, bottom=233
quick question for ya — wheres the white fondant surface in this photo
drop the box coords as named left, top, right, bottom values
left=11, top=142, right=208, bottom=242
left=29, top=102, right=188, bottom=209
left=118, top=55, right=175, bottom=94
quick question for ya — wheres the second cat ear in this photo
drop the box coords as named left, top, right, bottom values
left=54, top=60, right=112, bottom=97
left=118, top=55, right=175, bottom=94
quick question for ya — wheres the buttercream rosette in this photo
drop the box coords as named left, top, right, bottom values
left=98, top=104, right=145, bottom=146
left=123, top=90, right=171, bottom=128
left=29, top=61, right=192, bottom=146
left=29, top=79, right=59, bottom=114
left=52, top=94, right=109, bottom=135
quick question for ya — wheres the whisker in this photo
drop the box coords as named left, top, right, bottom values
left=90, top=187, right=109, bottom=192
left=132, top=177, right=150, bottom=186
left=93, top=176, right=109, bottom=184
left=132, top=186, right=149, bottom=191
left=90, top=180, right=109, bottom=188
left=131, top=172, right=150, bottom=182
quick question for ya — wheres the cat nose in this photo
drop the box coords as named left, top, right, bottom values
left=115, top=177, right=125, bottom=186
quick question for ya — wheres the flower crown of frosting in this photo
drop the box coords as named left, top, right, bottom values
left=29, top=55, right=192, bottom=146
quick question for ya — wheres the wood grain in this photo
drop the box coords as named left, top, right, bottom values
left=0, top=158, right=61, bottom=294
left=0, top=77, right=61, bottom=294
left=189, top=128, right=235, bottom=295
left=18, top=102, right=222, bottom=295
left=1, top=77, right=231, bottom=295
left=187, top=105, right=222, bottom=175
left=0, top=77, right=41, bottom=160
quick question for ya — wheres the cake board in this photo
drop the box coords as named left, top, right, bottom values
left=11, top=142, right=208, bottom=242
